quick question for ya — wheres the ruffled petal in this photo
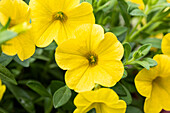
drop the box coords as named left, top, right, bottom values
left=162, top=33, right=170, bottom=55
left=55, top=38, right=89, bottom=70
left=95, top=32, right=124, bottom=61
left=93, top=60, right=124, bottom=87
left=1, top=38, right=17, bottom=56
left=65, top=65, right=95, bottom=92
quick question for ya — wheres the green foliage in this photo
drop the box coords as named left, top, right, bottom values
left=53, top=85, right=72, bottom=109
left=0, top=0, right=169, bottom=113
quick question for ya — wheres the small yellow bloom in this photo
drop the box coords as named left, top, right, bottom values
left=135, top=55, right=170, bottom=113
left=130, top=0, right=144, bottom=10
left=0, top=0, right=35, bottom=61
left=167, top=0, right=170, bottom=3
left=74, top=88, right=126, bottom=113
left=0, top=79, right=6, bottom=101
left=162, top=33, right=170, bottom=55
left=30, top=0, right=95, bottom=47
left=55, top=24, right=124, bottom=92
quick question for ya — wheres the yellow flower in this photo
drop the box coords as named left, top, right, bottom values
left=167, top=0, right=170, bottom=3
left=74, top=88, right=126, bottom=113
left=0, top=79, right=6, bottom=101
left=162, top=33, right=170, bottom=55
left=55, top=24, right=124, bottom=92
left=135, top=55, right=170, bottom=113
left=0, top=0, right=35, bottom=61
left=29, top=0, right=95, bottom=47
left=130, top=0, right=144, bottom=10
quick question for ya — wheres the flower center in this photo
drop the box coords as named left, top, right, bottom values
left=87, top=53, right=98, bottom=66
left=53, top=11, right=67, bottom=22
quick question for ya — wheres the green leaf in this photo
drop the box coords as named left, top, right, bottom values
left=143, top=58, right=157, bottom=67
left=129, top=9, right=145, bottom=16
left=112, top=82, right=126, bottom=96
left=134, top=60, right=150, bottom=70
left=49, top=80, right=65, bottom=95
left=126, top=106, right=143, bottom=113
left=133, top=44, right=152, bottom=60
left=44, top=97, right=53, bottom=113
left=5, top=82, right=35, bottom=113
left=119, top=83, right=132, bottom=105
left=53, top=85, right=72, bottom=108
left=117, top=0, right=131, bottom=26
left=137, top=38, right=162, bottom=49
left=26, top=80, right=51, bottom=97
left=0, top=64, right=17, bottom=85
left=14, top=56, right=30, bottom=67
left=0, top=30, right=17, bottom=44
left=110, top=26, right=128, bottom=36
left=123, top=42, right=131, bottom=61
left=0, top=53, right=14, bottom=66
left=122, top=69, right=128, bottom=79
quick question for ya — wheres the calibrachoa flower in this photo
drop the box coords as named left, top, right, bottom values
left=29, top=0, right=95, bottom=47
left=130, top=0, right=144, bottom=10
left=135, top=55, right=170, bottom=113
left=55, top=24, right=124, bottom=92
left=0, top=0, right=35, bottom=61
left=74, top=88, right=126, bottom=113
left=0, top=79, right=6, bottom=101
left=162, top=33, right=170, bottom=55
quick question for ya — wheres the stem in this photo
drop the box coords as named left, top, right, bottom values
left=129, top=20, right=153, bottom=42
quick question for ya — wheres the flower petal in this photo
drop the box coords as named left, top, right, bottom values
left=135, top=68, right=157, bottom=98
left=162, top=33, right=170, bottom=55
left=154, top=76, right=170, bottom=110
left=55, top=38, right=89, bottom=70
left=34, top=21, right=60, bottom=47
left=96, top=32, right=124, bottom=61
left=153, top=54, right=170, bottom=78
left=74, top=24, right=104, bottom=52
left=144, top=89, right=162, bottom=113
left=67, top=2, right=95, bottom=29
left=0, top=84, right=6, bottom=100
left=0, top=0, right=30, bottom=25
left=15, top=31, right=35, bottom=61
left=65, top=65, right=95, bottom=92
left=1, top=38, right=17, bottom=56
left=95, top=60, right=124, bottom=87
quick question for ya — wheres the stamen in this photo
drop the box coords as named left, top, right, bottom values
left=86, top=53, right=98, bottom=66
left=53, top=11, right=67, bottom=22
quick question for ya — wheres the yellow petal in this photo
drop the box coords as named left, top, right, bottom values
left=0, top=80, right=6, bottom=100
left=74, top=88, right=126, bottom=113
left=92, top=60, right=124, bottom=87
left=55, top=22, right=75, bottom=45
left=95, top=102, right=126, bottom=113
left=74, top=24, right=104, bottom=51
left=15, top=31, right=35, bottom=61
left=1, top=38, right=17, bottom=56
left=95, top=32, right=124, bottom=61
left=55, top=38, right=89, bottom=70
left=144, top=83, right=162, bottom=113
left=135, top=68, right=157, bottom=98
left=162, top=33, right=170, bottom=55
left=153, top=54, right=170, bottom=78
left=66, top=2, right=95, bottom=29
left=65, top=65, right=95, bottom=92
left=0, top=0, right=30, bottom=25
left=34, top=21, right=60, bottom=47
left=154, top=76, right=170, bottom=110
